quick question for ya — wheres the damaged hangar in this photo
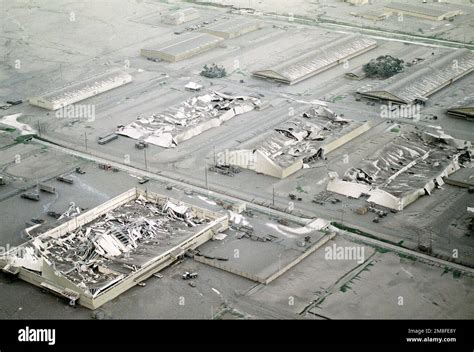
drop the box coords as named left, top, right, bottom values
left=221, top=106, right=372, bottom=178
left=252, top=34, right=377, bottom=85
left=117, top=91, right=262, bottom=148
left=358, top=49, right=474, bottom=105
left=327, top=130, right=472, bottom=211
left=0, top=188, right=228, bottom=309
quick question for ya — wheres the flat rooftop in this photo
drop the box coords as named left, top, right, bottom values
left=384, top=2, right=459, bottom=18
left=144, top=33, right=223, bottom=56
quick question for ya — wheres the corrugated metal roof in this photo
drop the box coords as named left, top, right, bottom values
left=34, top=71, right=132, bottom=106
left=253, top=35, right=377, bottom=85
left=359, top=49, right=474, bottom=104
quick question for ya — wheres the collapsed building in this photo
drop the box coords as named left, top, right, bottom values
left=29, top=71, right=133, bottom=110
left=221, top=106, right=372, bottom=178
left=327, top=130, right=472, bottom=211
left=117, top=91, right=262, bottom=148
left=252, top=35, right=377, bottom=85
left=0, top=188, right=228, bottom=309
left=358, top=49, right=474, bottom=105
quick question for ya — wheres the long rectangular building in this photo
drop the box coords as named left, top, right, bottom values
left=0, top=188, right=228, bottom=309
left=201, top=18, right=262, bottom=39
left=327, top=130, right=471, bottom=211
left=29, top=71, right=132, bottom=110
left=252, top=35, right=377, bottom=85
left=118, top=91, right=262, bottom=148
left=384, top=2, right=461, bottom=21
left=141, top=33, right=223, bottom=62
left=358, top=49, right=474, bottom=105
left=221, top=106, right=371, bottom=178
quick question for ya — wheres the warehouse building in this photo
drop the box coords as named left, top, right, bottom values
left=141, top=33, right=223, bottom=62
left=447, top=97, right=474, bottom=121
left=201, top=18, right=262, bottom=39
left=358, top=49, right=474, bottom=105
left=252, top=35, right=377, bottom=85
left=327, top=130, right=471, bottom=211
left=29, top=71, right=132, bottom=110
left=384, top=2, right=462, bottom=21
left=0, top=188, right=228, bottom=309
left=220, top=106, right=372, bottom=179
left=162, top=8, right=199, bottom=25
left=118, top=91, right=262, bottom=148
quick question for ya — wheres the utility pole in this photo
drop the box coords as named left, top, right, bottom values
left=84, top=131, right=88, bottom=153
left=272, top=184, right=275, bottom=206
left=144, top=148, right=148, bottom=169
left=37, top=120, right=41, bottom=137
left=213, top=146, right=216, bottom=166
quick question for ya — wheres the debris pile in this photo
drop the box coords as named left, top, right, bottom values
left=117, top=91, right=261, bottom=148
left=18, top=196, right=210, bottom=297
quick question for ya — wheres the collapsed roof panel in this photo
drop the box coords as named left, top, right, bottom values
left=327, top=130, right=472, bottom=210
left=117, top=91, right=261, bottom=148
left=223, top=106, right=371, bottom=178
left=252, top=35, right=377, bottom=85
left=0, top=188, right=228, bottom=309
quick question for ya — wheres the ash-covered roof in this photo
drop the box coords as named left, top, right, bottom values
left=358, top=49, right=474, bottom=104
left=252, top=35, right=377, bottom=85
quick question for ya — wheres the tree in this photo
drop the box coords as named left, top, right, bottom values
left=200, top=63, right=227, bottom=78
left=363, top=55, right=404, bottom=79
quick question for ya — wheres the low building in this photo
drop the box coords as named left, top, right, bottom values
left=141, top=33, right=223, bottom=62
left=327, top=130, right=471, bottom=211
left=252, top=35, right=377, bottom=85
left=221, top=106, right=372, bottom=179
left=384, top=2, right=462, bottom=21
left=162, top=8, right=199, bottom=25
left=200, top=18, right=262, bottom=39
left=0, top=188, right=228, bottom=309
left=29, top=71, right=132, bottom=110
